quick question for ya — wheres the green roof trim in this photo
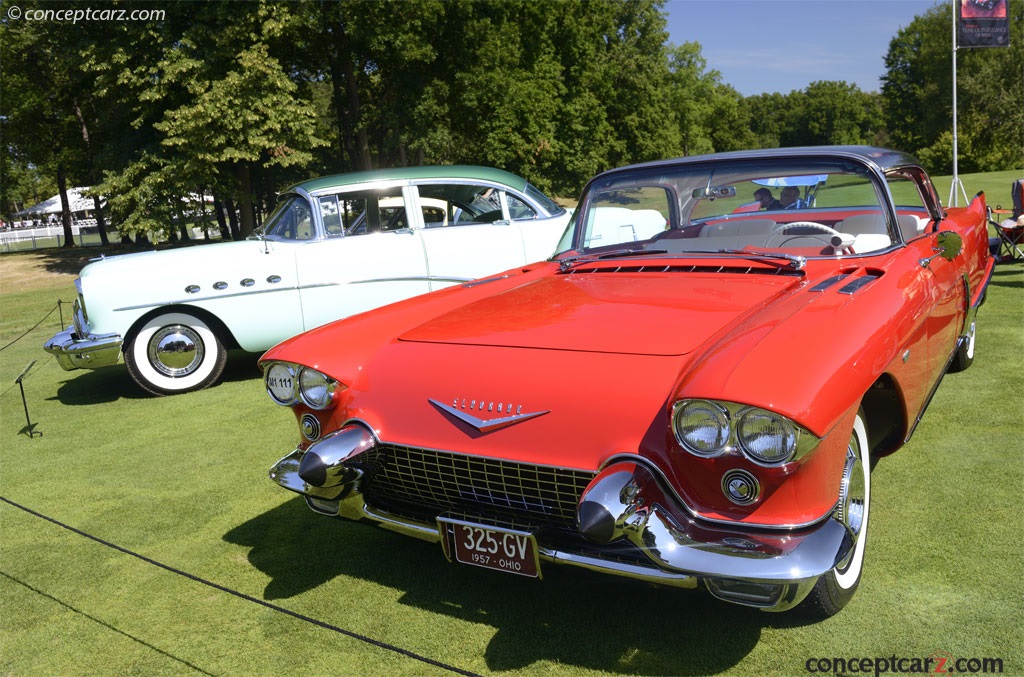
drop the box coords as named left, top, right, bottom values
left=286, top=166, right=530, bottom=194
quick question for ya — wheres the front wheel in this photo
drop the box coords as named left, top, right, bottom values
left=801, top=412, right=870, bottom=618
left=125, top=312, right=227, bottom=396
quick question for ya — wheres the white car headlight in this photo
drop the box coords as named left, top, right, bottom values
left=672, top=400, right=730, bottom=456
left=265, top=362, right=298, bottom=405
left=299, top=367, right=337, bottom=410
left=737, top=409, right=798, bottom=464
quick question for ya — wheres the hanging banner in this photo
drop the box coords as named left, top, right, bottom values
left=958, top=0, right=1010, bottom=48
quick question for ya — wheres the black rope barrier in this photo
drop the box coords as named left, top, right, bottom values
left=0, top=301, right=64, bottom=353
left=0, top=496, right=483, bottom=677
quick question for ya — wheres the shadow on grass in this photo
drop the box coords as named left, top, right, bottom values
left=988, top=262, right=1024, bottom=289
left=224, top=497, right=816, bottom=674
left=50, top=350, right=262, bottom=405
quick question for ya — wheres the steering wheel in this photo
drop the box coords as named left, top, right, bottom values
left=765, top=221, right=841, bottom=247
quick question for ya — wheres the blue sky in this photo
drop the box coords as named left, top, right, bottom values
left=664, top=0, right=944, bottom=96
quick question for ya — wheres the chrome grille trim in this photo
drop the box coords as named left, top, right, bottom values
left=360, top=444, right=596, bottom=527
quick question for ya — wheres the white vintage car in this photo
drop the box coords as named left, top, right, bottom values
left=44, top=166, right=571, bottom=395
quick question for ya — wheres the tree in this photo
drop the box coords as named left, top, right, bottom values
left=746, top=92, right=795, bottom=148
left=792, top=81, right=882, bottom=146
left=705, top=84, right=757, bottom=153
left=882, top=0, right=1023, bottom=172
left=666, top=42, right=718, bottom=156
left=1, top=12, right=93, bottom=246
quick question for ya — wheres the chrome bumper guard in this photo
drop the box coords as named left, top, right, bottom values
left=43, top=307, right=123, bottom=371
left=269, top=431, right=850, bottom=612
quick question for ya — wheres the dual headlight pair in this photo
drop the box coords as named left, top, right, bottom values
left=672, top=399, right=815, bottom=466
left=264, top=361, right=339, bottom=410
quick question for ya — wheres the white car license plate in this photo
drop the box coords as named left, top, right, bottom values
left=438, top=517, right=540, bottom=578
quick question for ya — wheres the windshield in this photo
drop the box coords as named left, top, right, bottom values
left=263, top=195, right=316, bottom=241
left=557, top=159, right=913, bottom=259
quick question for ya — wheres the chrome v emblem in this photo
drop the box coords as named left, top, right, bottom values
left=428, top=398, right=550, bottom=433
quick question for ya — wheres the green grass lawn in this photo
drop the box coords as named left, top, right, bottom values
left=1, top=216, right=1022, bottom=674
left=934, top=169, right=1021, bottom=212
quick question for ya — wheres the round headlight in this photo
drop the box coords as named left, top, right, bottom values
left=737, top=409, right=798, bottom=464
left=673, top=400, right=730, bottom=456
left=265, top=362, right=297, bottom=405
left=299, top=367, right=336, bottom=410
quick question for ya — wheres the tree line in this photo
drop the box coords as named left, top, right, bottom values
left=1, top=0, right=1020, bottom=247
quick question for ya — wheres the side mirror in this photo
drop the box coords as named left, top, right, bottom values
left=919, top=230, right=963, bottom=268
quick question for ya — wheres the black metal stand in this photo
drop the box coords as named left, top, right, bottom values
left=16, top=361, right=42, bottom=438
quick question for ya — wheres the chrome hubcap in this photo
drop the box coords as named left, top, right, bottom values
left=148, top=324, right=204, bottom=377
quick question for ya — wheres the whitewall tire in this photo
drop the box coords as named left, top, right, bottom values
left=802, top=412, right=870, bottom=618
left=125, top=312, right=227, bottom=396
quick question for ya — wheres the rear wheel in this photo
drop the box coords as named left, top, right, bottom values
left=801, top=412, right=870, bottom=618
left=125, top=311, right=227, bottom=396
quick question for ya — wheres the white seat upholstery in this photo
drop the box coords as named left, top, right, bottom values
left=897, top=214, right=928, bottom=241
left=838, top=214, right=887, bottom=235
left=851, top=234, right=892, bottom=253
left=837, top=214, right=894, bottom=253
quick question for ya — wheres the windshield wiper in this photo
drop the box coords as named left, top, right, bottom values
left=692, top=249, right=807, bottom=270
left=559, top=247, right=669, bottom=271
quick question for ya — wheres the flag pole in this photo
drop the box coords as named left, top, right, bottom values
left=950, top=0, right=967, bottom=207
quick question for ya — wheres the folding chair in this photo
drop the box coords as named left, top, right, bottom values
left=987, top=178, right=1024, bottom=263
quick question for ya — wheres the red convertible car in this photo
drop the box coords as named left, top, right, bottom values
left=261, top=147, right=993, bottom=617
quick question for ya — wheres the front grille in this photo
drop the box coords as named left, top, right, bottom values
left=359, top=444, right=596, bottom=528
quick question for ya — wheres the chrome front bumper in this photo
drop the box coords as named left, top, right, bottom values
left=43, top=307, right=122, bottom=371
left=270, top=430, right=851, bottom=612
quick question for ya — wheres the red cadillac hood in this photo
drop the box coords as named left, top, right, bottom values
left=398, top=271, right=802, bottom=355
left=306, top=269, right=808, bottom=471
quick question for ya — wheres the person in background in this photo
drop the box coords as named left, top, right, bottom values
left=780, top=186, right=805, bottom=209
left=754, top=187, right=783, bottom=211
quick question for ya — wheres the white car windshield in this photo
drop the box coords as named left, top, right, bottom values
left=262, top=196, right=316, bottom=241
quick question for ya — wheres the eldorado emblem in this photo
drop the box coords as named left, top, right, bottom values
left=428, top=398, right=550, bottom=433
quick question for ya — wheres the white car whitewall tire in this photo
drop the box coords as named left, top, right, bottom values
left=125, top=312, right=227, bottom=396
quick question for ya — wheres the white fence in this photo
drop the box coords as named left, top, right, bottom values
left=1, top=222, right=217, bottom=252
left=0, top=224, right=100, bottom=252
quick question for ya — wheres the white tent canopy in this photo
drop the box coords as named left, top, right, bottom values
left=16, top=187, right=103, bottom=217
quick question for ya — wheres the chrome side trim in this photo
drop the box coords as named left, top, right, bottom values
left=462, top=274, right=513, bottom=288
left=112, top=283, right=315, bottom=313
left=348, top=275, right=472, bottom=285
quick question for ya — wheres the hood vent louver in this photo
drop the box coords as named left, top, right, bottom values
left=838, top=273, right=882, bottom=295
left=564, top=263, right=802, bottom=277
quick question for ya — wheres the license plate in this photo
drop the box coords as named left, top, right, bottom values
left=438, top=517, right=541, bottom=578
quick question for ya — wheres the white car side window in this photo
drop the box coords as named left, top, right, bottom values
left=418, top=183, right=505, bottom=227
left=319, top=196, right=344, bottom=236
left=507, top=193, right=537, bottom=221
